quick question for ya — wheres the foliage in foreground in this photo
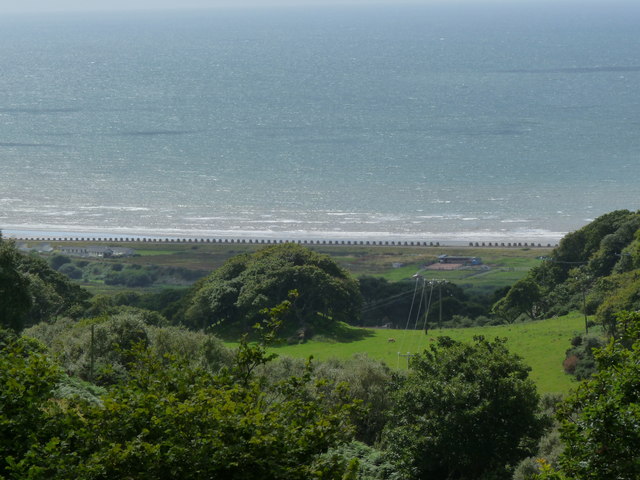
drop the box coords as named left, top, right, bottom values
left=259, top=353, right=401, bottom=446
left=0, top=331, right=63, bottom=475
left=1, top=305, right=360, bottom=479
left=537, top=311, right=640, bottom=480
left=24, top=312, right=233, bottom=385
left=383, top=335, right=548, bottom=480
left=512, top=395, right=565, bottom=480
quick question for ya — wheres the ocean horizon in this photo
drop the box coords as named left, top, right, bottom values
left=1, top=3, right=639, bottom=245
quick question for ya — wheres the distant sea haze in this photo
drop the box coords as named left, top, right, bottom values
left=1, top=3, right=639, bottom=244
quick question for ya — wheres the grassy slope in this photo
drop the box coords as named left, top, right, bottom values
left=263, top=313, right=587, bottom=395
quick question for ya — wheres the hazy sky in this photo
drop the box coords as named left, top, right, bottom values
left=0, top=0, right=624, bottom=14
left=0, top=0, right=414, bottom=13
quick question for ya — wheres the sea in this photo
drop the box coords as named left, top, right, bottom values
left=1, top=2, right=639, bottom=245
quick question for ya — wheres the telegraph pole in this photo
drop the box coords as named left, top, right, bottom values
left=582, top=286, right=588, bottom=334
left=439, top=281, right=443, bottom=329
left=90, top=324, right=95, bottom=381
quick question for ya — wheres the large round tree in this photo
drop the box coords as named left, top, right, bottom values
left=182, top=243, right=361, bottom=337
left=383, top=336, right=546, bottom=480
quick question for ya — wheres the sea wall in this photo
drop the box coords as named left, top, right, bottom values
left=9, top=234, right=557, bottom=249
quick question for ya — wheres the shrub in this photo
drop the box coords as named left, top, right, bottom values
left=259, top=353, right=400, bottom=445
left=473, top=315, right=492, bottom=327
left=0, top=332, right=62, bottom=476
left=105, top=270, right=153, bottom=287
left=24, top=314, right=148, bottom=385
left=24, top=313, right=234, bottom=382
left=562, top=333, right=606, bottom=380
left=49, top=254, right=71, bottom=270
left=146, top=325, right=233, bottom=372
left=562, top=354, right=578, bottom=375
left=316, top=441, right=401, bottom=480
left=58, top=263, right=83, bottom=279
left=448, top=314, right=474, bottom=328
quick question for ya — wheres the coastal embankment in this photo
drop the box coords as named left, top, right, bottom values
left=5, top=232, right=557, bottom=249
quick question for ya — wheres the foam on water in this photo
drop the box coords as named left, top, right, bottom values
left=1, top=4, right=639, bottom=243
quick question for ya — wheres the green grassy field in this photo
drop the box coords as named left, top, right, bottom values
left=260, top=313, right=588, bottom=395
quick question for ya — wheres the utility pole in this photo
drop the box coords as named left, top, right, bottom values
left=424, top=279, right=445, bottom=329
left=90, top=324, right=95, bottom=381
left=424, top=281, right=429, bottom=335
left=582, top=287, right=588, bottom=335
left=575, top=270, right=590, bottom=335
left=398, top=352, right=414, bottom=369
left=439, top=281, right=443, bottom=329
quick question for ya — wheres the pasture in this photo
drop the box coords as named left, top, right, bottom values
left=265, top=313, right=588, bottom=395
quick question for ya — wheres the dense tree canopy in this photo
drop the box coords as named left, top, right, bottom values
left=383, top=336, right=546, bottom=480
left=589, top=271, right=640, bottom=337
left=494, top=210, right=640, bottom=333
left=0, top=236, right=32, bottom=330
left=259, top=353, right=399, bottom=446
left=548, top=210, right=640, bottom=283
left=0, top=235, right=89, bottom=330
left=180, top=243, right=362, bottom=338
left=358, top=276, right=416, bottom=328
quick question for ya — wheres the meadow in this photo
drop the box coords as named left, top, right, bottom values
left=261, top=313, right=587, bottom=395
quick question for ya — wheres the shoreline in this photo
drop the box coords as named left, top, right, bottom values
left=2, top=226, right=561, bottom=248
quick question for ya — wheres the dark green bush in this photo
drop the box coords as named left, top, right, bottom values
left=563, top=333, right=606, bottom=380
left=49, top=254, right=71, bottom=270
left=58, top=263, right=83, bottom=280
left=105, top=270, right=153, bottom=287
